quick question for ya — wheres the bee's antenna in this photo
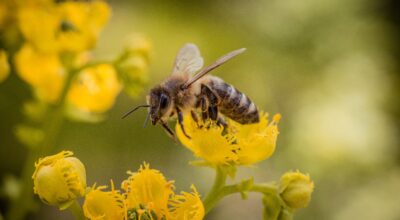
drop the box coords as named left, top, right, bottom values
left=143, top=111, right=150, bottom=128
left=121, top=104, right=150, bottom=119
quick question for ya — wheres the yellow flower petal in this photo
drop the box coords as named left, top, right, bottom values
left=67, top=64, right=121, bottom=113
left=169, top=185, right=204, bottom=220
left=14, top=44, right=65, bottom=103
left=234, top=113, right=281, bottom=165
left=121, top=162, right=174, bottom=219
left=18, top=6, right=60, bottom=52
left=176, top=112, right=280, bottom=166
left=32, top=151, right=86, bottom=210
left=0, top=50, right=10, bottom=82
left=176, top=118, right=238, bottom=166
left=83, top=182, right=126, bottom=220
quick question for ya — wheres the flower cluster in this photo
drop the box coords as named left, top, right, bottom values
left=3, top=2, right=151, bottom=219
left=1, top=0, right=150, bottom=118
left=33, top=151, right=204, bottom=220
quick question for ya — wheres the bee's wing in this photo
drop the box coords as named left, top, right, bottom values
left=172, top=43, right=204, bottom=76
left=182, top=48, right=246, bottom=89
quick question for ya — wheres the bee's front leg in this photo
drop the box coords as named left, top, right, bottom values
left=160, top=120, right=176, bottom=141
left=176, top=107, right=191, bottom=139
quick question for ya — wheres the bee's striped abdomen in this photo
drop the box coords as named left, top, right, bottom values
left=207, top=76, right=259, bottom=124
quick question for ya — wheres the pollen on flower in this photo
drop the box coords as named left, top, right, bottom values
left=176, top=112, right=281, bottom=166
left=169, top=185, right=205, bottom=220
left=121, top=162, right=174, bottom=218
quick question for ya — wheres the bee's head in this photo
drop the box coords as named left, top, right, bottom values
left=147, top=86, right=173, bottom=125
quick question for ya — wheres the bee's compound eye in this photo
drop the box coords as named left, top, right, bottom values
left=160, top=94, right=169, bottom=109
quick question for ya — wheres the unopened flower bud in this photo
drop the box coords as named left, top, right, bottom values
left=279, top=171, right=314, bottom=209
left=32, top=151, right=86, bottom=210
left=124, top=34, right=152, bottom=60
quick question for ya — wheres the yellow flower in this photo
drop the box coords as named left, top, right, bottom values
left=121, top=163, right=174, bottom=219
left=122, top=163, right=204, bottom=220
left=32, top=151, right=86, bottom=210
left=83, top=182, right=126, bottom=220
left=0, top=50, right=10, bottom=82
left=18, top=1, right=111, bottom=53
left=67, top=64, right=121, bottom=113
left=279, top=171, right=314, bottom=209
left=169, top=185, right=204, bottom=220
left=14, top=44, right=65, bottom=103
left=56, top=1, right=111, bottom=52
left=176, top=113, right=281, bottom=166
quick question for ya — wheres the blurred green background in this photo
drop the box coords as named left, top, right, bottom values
left=1, top=0, right=399, bottom=219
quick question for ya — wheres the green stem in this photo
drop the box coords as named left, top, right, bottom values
left=203, top=166, right=227, bottom=214
left=204, top=181, right=277, bottom=215
left=6, top=64, right=80, bottom=220
left=69, top=200, right=85, bottom=220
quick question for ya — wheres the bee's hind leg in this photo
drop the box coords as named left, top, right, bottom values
left=176, top=107, right=191, bottom=139
left=217, top=116, right=227, bottom=128
left=200, top=96, right=209, bottom=122
left=200, top=84, right=220, bottom=122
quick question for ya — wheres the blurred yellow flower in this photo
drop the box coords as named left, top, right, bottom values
left=169, top=185, right=204, bottom=220
left=279, top=171, right=314, bottom=209
left=32, top=151, right=86, bottom=210
left=0, top=50, right=10, bottom=82
left=15, top=44, right=65, bottom=103
left=83, top=182, right=126, bottom=220
left=121, top=163, right=174, bottom=218
left=0, top=1, right=11, bottom=29
left=67, top=64, right=121, bottom=113
left=18, top=0, right=111, bottom=53
left=56, top=1, right=111, bottom=52
left=176, top=113, right=281, bottom=166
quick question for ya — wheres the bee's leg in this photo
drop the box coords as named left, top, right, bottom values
left=217, top=116, right=228, bottom=128
left=160, top=120, right=176, bottom=141
left=176, top=107, right=191, bottom=139
left=191, top=110, right=200, bottom=127
left=200, top=96, right=209, bottom=122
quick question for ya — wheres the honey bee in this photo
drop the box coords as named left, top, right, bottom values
left=123, top=43, right=259, bottom=139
